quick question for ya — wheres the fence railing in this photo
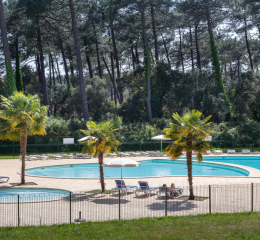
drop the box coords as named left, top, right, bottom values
left=0, top=183, right=259, bottom=227
left=1, top=133, right=260, bottom=158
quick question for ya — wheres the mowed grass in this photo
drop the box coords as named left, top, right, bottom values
left=1, top=213, right=260, bottom=239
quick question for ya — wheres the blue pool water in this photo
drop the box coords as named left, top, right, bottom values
left=200, top=156, right=260, bottom=171
left=0, top=188, right=71, bottom=202
left=25, top=159, right=249, bottom=178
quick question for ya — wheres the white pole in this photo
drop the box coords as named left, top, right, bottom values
left=161, top=139, right=162, bottom=152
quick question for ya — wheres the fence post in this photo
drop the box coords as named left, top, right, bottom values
left=252, top=133, right=253, bottom=152
left=165, top=187, right=167, bottom=217
left=13, top=141, right=14, bottom=159
left=70, top=192, right=72, bottom=223
left=36, top=136, right=37, bottom=154
left=57, top=137, right=59, bottom=153
left=140, top=136, right=141, bottom=151
left=209, top=185, right=211, bottom=214
left=251, top=183, right=254, bottom=212
left=18, top=195, right=20, bottom=227
left=119, top=190, right=121, bottom=220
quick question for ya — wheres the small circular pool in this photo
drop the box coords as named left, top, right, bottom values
left=0, top=188, right=71, bottom=202
left=25, top=160, right=249, bottom=178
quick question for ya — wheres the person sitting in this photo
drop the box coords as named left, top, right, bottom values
left=169, top=183, right=179, bottom=199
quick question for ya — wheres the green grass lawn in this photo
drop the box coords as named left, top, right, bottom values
left=1, top=213, right=260, bottom=239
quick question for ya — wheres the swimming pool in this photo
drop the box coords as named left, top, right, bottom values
left=200, top=156, right=260, bottom=171
left=25, top=159, right=249, bottom=178
left=0, top=188, right=71, bottom=202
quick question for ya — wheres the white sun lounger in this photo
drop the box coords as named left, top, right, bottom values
left=213, top=150, right=223, bottom=155
left=0, top=176, right=9, bottom=183
left=227, top=149, right=236, bottom=154
left=111, top=180, right=138, bottom=196
left=204, top=150, right=212, bottom=155
left=135, top=181, right=159, bottom=197
left=40, top=155, right=49, bottom=160
left=54, top=154, right=63, bottom=160
left=242, top=149, right=250, bottom=154
left=68, top=153, right=75, bottom=159
left=155, top=151, right=163, bottom=156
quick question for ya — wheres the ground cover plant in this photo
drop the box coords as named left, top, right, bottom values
left=0, top=213, right=260, bottom=239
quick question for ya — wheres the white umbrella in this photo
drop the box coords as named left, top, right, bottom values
left=77, top=136, right=97, bottom=142
left=151, top=135, right=171, bottom=152
left=102, top=158, right=141, bottom=183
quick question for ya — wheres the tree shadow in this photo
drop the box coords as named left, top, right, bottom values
left=147, top=199, right=198, bottom=212
left=90, top=198, right=130, bottom=205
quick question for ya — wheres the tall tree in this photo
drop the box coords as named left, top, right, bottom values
left=69, top=0, right=89, bottom=120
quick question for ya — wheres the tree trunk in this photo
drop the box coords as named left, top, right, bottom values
left=189, top=27, right=194, bottom=72
left=36, top=55, right=42, bottom=84
left=56, top=58, right=62, bottom=84
left=186, top=148, right=194, bottom=200
left=68, top=47, right=74, bottom=77
left=60, top=39, right=70, bottom=86
left=49, top=54, right=52, bottom=87
left=92, top=19, right=102, bottom=79
left=111, top=25, right=123, bottom=103
left=131, top=44, right=136, bottom=70
left=151, top=5, right=158, bottom=62
left=244, top=18, right=253, bottom=70
left=50, top=54, right=56, bottom=85
left=135, top=41, right=140, bottom=64
left=69, top=0, right=89, bottom=120
left=141, top=4, right=153, bottom=125
left=98, top=151, right=105, bottom=191
left=102, top=55, right=119, bottom=104
left=83, top=38, right=93, bottom=78
left=111, top=53, right=118, bottom=103
left=0, top=0, right=11, bottom=69
left=161, top=33, right=170, bottom=66
left=37, top=25, right=49, bottom=105
left=237, top=56, right=240, bottom=78
left=20, top=134, right=27, bottom=184
left=195, top=24, right=201, bottom=70
left=179, top=28, right=184, bottom=73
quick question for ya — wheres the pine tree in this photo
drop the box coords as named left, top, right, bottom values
left=15, top=51, right=23, bottom=92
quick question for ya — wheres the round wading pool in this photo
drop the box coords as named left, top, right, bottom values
left=25, top=159, right=249, bottom=178
left=0, top=188, right=71, bottom=202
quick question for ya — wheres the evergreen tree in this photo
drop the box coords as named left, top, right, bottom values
left=15, top=51, right=23, bottom=92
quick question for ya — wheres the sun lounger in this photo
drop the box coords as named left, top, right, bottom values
left=47, top=154, right=54, bottom=158
left=54, top=154, right=63, bottom=160
left=157, top=186, right=183, bottom=198
left=121, top=152, right=130, bottom=157
left=111, top=180, right=137, bottom=196
left=204, top=150, right=212, bottom=155
left=130, top=152, right=140, bottom=157
left=61, top=154, right=68, bottom=159
left=68, top=153, right=75, bottom=159
left=154, top=151, right=163, bottom=156
left=0, top=176, right=9, bottom=183
left=19, top=156, right=30, bottom=161
left=242, top=149, right=250, bottom=154
left=135, top=181, right=159, bottom=197
left=83, top=153, right=92, bottom=159
left=40, top=154, right=49, bottom=160
left=213, top=150, right=223, bottom=155
left=227, top=149, right=236, bottom=154
left=111, top=152, right=118, bottom=157
left=29, top=155, right=37, bottom=161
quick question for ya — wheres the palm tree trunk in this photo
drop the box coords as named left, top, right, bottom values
left=186, top=150, right=194, bottom=200
left=98, top=151, right=105, bottom=191
left=20, top=134, right=27, bottom=184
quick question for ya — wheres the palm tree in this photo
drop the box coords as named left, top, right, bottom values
left=164, top=110, right=214, bottom=200
left=0, top=91, right=48, bottom=184
left=80, top=121, right=121, bottom=191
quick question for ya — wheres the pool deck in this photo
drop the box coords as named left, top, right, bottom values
left=1, top=154, right=260, bottom=192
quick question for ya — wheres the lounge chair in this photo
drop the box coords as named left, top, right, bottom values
left=204, top=150, right=212, bottom=155
left=155, top=151, right=163, bottom=157
left=54, top=154, right=63, bottom=160
left=157, top=186, right=183, bottom=198
left=40, top=154, right=49, bottom=160
left=111, top=152, right=118, bottom=157
left=121, top=152, right=130, bottom=157
left=47, top=154, right=54, bottom=158
left=61, top=154, right=68, bottom=159
left=19, top=155, right=30, bottom=161
left=111, top=180, right=137, bottom=196
left=0, top=176, right=9, bottom=183
left=147, top=151, right=155, bottom=157
left=130, top=152, right=140, bottom=157
left=242, top=149, right=250, bottom=154
left=29, top=155, right=37, bottom=161
left=68, top=153, right=75, bottom=159
left=213, top=150, right=223, bottom=155
left=227, top=149, right=236, bottom=154
left=135, top=181, right=159, bottom=197
left=83, top=153, right=92, bottom=159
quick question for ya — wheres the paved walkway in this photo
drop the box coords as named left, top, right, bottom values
left=1, top=154, right=260, bottom=192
